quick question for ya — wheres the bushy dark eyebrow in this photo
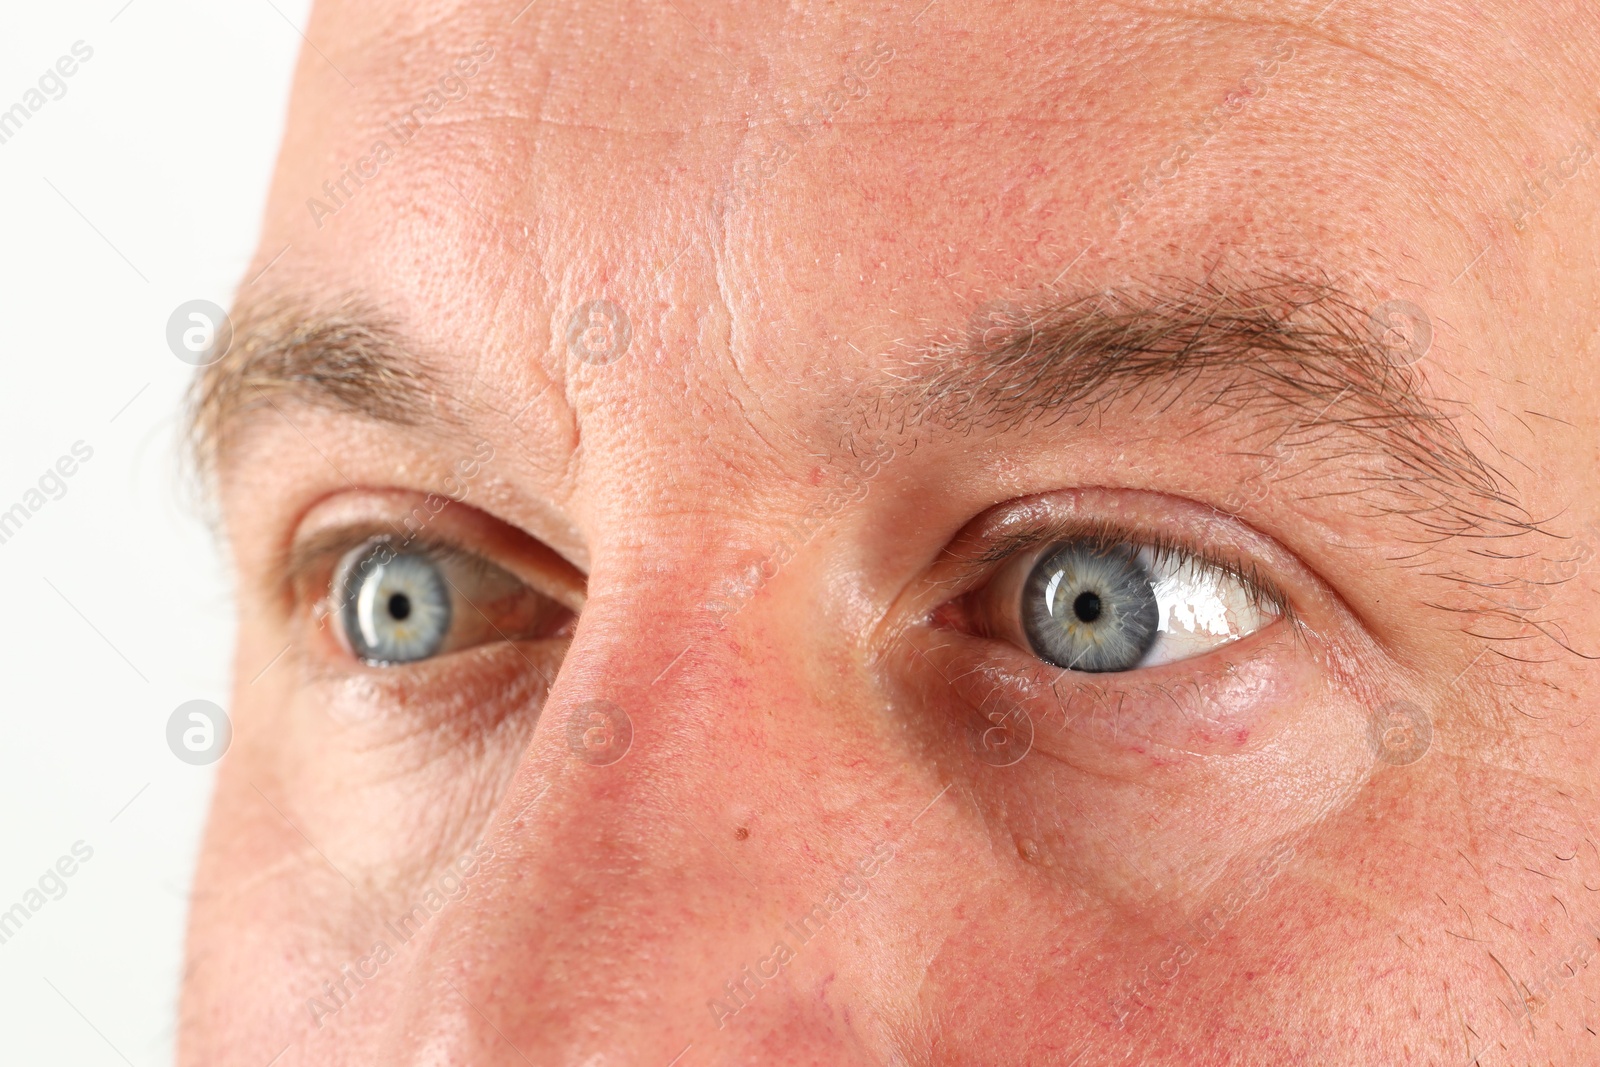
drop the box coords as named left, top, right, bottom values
left=895, top=272, right=1535, bottom=544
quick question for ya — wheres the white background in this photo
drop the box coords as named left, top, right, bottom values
left=0, top=2, right=306, bottom=1062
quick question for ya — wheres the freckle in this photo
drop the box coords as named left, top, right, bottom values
left=734, top=826, right=749, bottom=840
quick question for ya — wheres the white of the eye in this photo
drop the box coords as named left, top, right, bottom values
left=1139, top=551, right=1274, bottom=665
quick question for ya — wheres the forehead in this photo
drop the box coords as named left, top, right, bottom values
left=244, top=0, right=1559, bottom=468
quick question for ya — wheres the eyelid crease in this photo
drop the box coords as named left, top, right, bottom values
left=288, top=523, right=444, bottom=584
left=969, top=517, right=1295, bottom=626
left=282, top=491, right=590, bottom=622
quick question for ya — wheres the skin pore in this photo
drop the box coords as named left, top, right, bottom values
left=181, top=0, right=1600, bottom=1063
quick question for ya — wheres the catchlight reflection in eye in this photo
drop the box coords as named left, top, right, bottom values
left=1021, top=541, right=1277, bottom=672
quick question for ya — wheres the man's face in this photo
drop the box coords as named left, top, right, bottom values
left=181, top=1, right=1600, bottom=1063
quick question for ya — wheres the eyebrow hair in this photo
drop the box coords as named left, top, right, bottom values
left=188, top=297, right=444, bottom=486
left=897, top=272, right=1535, bottom=544
left=192, top=275, right=1534, bottom=548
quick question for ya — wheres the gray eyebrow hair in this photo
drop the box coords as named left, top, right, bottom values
left=896, top=273, right=1535, bottom=544
left=188, top=297, right=445, bottom=486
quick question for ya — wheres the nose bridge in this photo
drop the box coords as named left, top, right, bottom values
left=381, top=534, right=893, bottom=1064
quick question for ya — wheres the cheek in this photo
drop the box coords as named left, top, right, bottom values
left=903, top=626, right=1375, bottom=907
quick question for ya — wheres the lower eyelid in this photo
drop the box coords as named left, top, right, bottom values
left=911, top=622, right=1306, bottom=763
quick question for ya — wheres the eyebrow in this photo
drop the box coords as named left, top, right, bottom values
left=188, top=297, right=445, bottom=485
left=897, top=273, right=1533, bottom=543
left=193, top=276, right=1533, bottom=543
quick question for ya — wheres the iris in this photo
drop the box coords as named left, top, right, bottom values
left=1021, top=542, right=1161, bottom=672
left=336, top=544, right=453, bottom=664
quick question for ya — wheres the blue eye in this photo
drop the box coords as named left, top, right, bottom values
left=1023, top=542, right=1160, bottom=672
left=1013, top=538, right=1279, bottom=672
left=336, top=543, right=453, bottom=664
left=320, top=532, right=576, bottom=668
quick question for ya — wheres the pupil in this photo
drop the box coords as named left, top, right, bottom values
left=1073, top=590, right=1103, bottom=623
left=387, top=592, right=412, bottom=621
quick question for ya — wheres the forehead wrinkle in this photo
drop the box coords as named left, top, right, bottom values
left=1105, top=2, right=1461, bottom=98
left=893, top=270, right=1538, bottom=546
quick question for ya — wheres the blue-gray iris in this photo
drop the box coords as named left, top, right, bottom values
left=338, top=543, right=453, bottom=664
left=1022, top=542, right=1160, bottom=672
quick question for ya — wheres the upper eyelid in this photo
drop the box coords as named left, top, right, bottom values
left=286, top=525, right=480, bottom=593
left=280, top=493, right=589, bottom=618
left=287, top=524, right=402, bottom=581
